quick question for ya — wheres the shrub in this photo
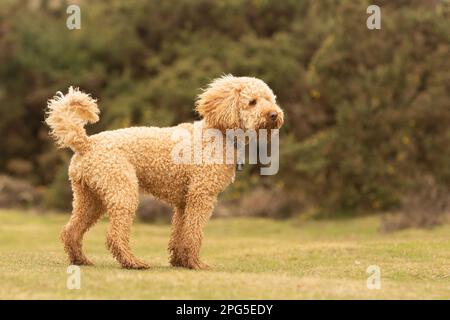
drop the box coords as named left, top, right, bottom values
left=0, top=175, right=43, bottom=209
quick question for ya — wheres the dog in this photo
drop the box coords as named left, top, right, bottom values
left=45, top=75, right=284, bottom=269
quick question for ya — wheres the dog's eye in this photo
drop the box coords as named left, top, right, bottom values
left=249, top=99, right=257, bottom=106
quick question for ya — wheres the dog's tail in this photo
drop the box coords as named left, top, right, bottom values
left=45, top=87, right=99, bottom=154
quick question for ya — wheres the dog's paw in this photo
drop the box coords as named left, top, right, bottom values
left=123, top=260, right=151, bottom=270
left=185, top=259, right=210, bottom=270
left=169, top=255, right=184, bottom=267
left=169, top=254, right=210, bottom=270
left=71, top=258, right=94, bottom=266
left=196, top=261, right=210, bottom=270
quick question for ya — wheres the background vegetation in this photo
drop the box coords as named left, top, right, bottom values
left=0, top=0, right=449, bottom=228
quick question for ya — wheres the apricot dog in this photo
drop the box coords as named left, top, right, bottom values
left=45, top=75, right=283, bottom=269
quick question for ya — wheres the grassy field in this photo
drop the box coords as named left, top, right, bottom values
left=0, top=209, right=449, bottom=299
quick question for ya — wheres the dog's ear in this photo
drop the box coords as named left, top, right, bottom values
left=195, top=75, right=242, bottom=131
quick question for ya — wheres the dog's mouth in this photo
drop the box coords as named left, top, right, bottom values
left=258, top=118, right=283, bottom=130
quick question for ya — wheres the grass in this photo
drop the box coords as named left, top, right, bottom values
left=0, top=209, right=449, bottom=299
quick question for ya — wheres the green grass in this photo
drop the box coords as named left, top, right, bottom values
left=0, top=209, right=449, bottom=299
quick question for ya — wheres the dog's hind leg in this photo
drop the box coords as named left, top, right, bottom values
left=61, top=182, right=104, bottom=266
left=100, top=169, right=149, bottom=270
left=106, top=201, right=150, bottom=269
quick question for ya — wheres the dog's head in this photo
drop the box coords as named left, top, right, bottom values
left=195, top=75, right=284, bottom=131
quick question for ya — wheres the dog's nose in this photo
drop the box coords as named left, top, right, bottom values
left=269, top=112, right=278, bottom=122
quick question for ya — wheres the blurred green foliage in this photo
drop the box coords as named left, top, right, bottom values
left=0, top=0, right=448, bottom=213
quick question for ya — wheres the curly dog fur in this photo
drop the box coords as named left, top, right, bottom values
left=45, top=75, right=283, bottom=269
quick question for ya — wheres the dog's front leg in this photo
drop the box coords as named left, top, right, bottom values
left=176, top=192, right=216, bottom=270
left=168, top=206, right=185, bottom=267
